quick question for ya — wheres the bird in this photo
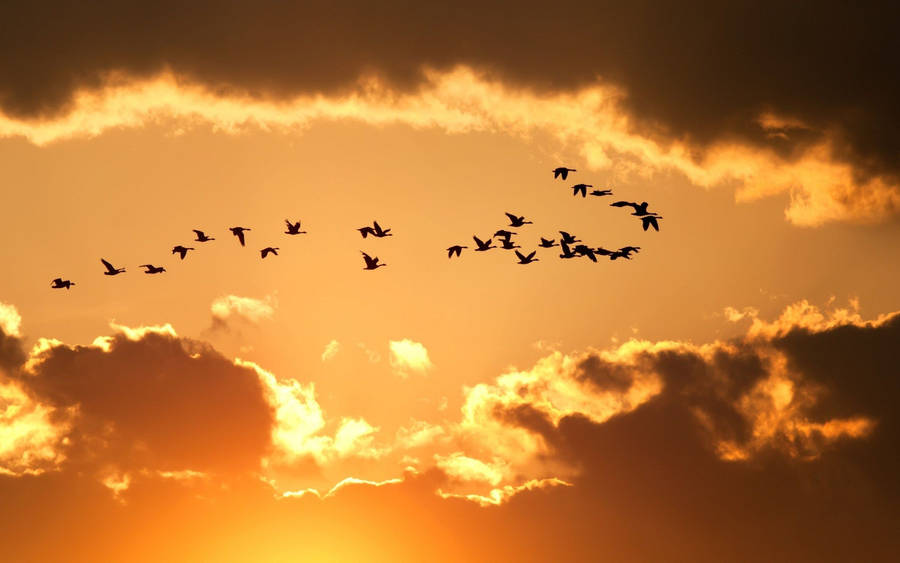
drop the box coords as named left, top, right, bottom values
left=609, top=250, right=631, bottom=260
left=447, top=245, right=467, bottom=258
left=193, top=229, right=215, bottom=242
left=515, top=250, right=539, bottom=265
left=553, top=167, right=576, bottom=180
left=594, top=246, right=614, bottom=257
left=573, top=244, right=598, bottom=262
left=473, top=236, right=494, bottom=251
left=641, top=215, right=663, bottom=231
left=101, top=259, right=125, bottom=276
left=261, top=247, right=279, bottom=258
left=494, top=229, right=517, bottom=240
left=500, top=239, right=521, bottom=250
left=51, top=278, right=74, bottom=290
left=172, top=245, right=194, bottom=260
left=571, top=184, right=592, bottom=197
left=358, top=226, right=374, bottom=238
left=139, top=264, right=166, bottom=274
left=230, top=227, right=251, bottom=246
left=559, top=241, right=577, bottom=259
left=559, top=231, right=580, bottom=245
left=285, top=220, right=307, bottom=235
left=505, top=212, right=533, bottom=227
left=361, top=251, right=386, bottom=270
left=590, top=189, right=613, bottom=197
left=371, top=221, right=392, bottom=238
left=538, top=237, right=557, bottom=248
left=618, top=246, right=641, bottom=257
left=611, top=201, right=655, bottom=216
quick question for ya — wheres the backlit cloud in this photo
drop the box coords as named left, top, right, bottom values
left=389, top=338, right=433, bottom=376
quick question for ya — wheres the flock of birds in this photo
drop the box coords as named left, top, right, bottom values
left=49, top=166, right=662, bottom=288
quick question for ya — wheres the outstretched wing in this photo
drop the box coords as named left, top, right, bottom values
left=473, top=235, right=485, bottom=246
left=192, top=229, right=204, bottom=237
left=505, top=212, right=518, bottom=223
left=611, top=201, right=635, bottom=208
left=515, top=250, right=526, bottom=261
left=101, top=258, right=115, bottom=272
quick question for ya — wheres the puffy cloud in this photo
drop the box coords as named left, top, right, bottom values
left=320, top=339, right=340, bottom=362
left=389, top=339, right=433, bottom=376
left=0, top=302, right=22, bottom=338
left=209, top=294, right=277, bottom=331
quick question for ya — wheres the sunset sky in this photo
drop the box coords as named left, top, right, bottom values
left=1, top=2, right=899, bottom=561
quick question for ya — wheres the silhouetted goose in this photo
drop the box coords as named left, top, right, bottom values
left=494, top=229, right=516, bottom=240
left=371, top=221, right=392, bottom=238
left=609, top=250, right=631, bottom=260
left=559, top=241, right=577, bottom=259
left=590, top=189, right=613, bottom=197
left=361, top=251, right=386, bottom=270
left=193, top=229, right=215, bottom=242
left=505, top=212, right=533, bottom=227
left=594, top=246, right=614, bottom=256
left=500, top=239, right=521, bottom=250
left=172, top=245, right=194, bottom=260
left=571, top=184, right=592, bottom=198
left=261, top=247, right=280, bottom=258
left=139, top=264, right=166, bottom=274
left=230, top=227, right=251, bottom=246
left=285, top=220, right=307, bottom=235
left=447, top=245, right=467, bottom=258
left=573, top=244, right=598, bottom=262
left=611, top=201, right=655, bottom=216
left=538, top=237, right=557, bottom=248
left=641, top=215, right=663, bottom=231
left=473, top=236, right=494, bottom=251
left=553, top=167, right=576, bottom=180
left=618, top=246, right=641, bottom=257
left=515, top=250, right=539, bottom=264
left=51, top=278, right=74, bottom=289
left=358, top=226, right=374, bottom=238
left=101, top=258, right=125, bottom=276
left=559, top=231, right=580, bottom=245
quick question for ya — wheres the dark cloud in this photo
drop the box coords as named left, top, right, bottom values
left=0, top=2, right=897, bottom=180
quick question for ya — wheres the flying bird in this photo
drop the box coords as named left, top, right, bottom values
left=473, top=236, right=494, bottom=251
left=618, top=246, right=641, bottom=257
left=193, top=229, right=215, bottom=242
left=285, top=220, right=307, bottom=235
left=505, top=212, right=533, bottom=227
left=559, top=231, right=580, bottom=245
left=611, top=201, right=655, bottom=216
left=261, top=247, right=279, bottom=258
left=573, top=244, right=598, bottom=262
left=358, top=226, right=374, bottom=238
left=641, top=215, right=663, bottom=231
left=590, top=189, right=613, bottom=197
left=571, top=184, right=592, bottom=197
left=51, top=278, right=74, bottom=290
left=515, top=250, right=539, bottom=265
left=494, top=229, right=517, bottom=240
left=361, top=251, right=386, bottom=270
left=559, top=241, right=577, bottom=259
left=101, top=259, right=125, bottom=276
left=553, top=167, right=576, bottom=180
left=538, top=237, right=557, bottom=248
left=594, top=246, right=614, bottom=256
left=139, top=264, right=166, bottom=274
left=500, top=239, right=521, bottom=250
left=371, top=221, right=392, bottom=238
left=172, top=245, right=194, bottom=260
left=230, top=227, right=251, bottom=246
left=447, top=245, right=467, bottom=258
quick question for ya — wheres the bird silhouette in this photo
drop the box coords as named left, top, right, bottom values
left=172, top=245, right=194, bottom=260
left=193, top=229, right=215, bottom=242
left=559, top=231, right=581, bottom=245
left=618, top=246, right=641, bottom=257
left=559, top=241, right=577, bottom=259
left=505, top=212, right=533, bottom=227
left=590, top=189, right=613, bottom=197
left=230, top=227, right=251, bottom=246
left=494, top=229, right=517, bottom=240
left=371, top=221, right=392, bottom=238
left=609, top=250, right=631, bottom=260
left=361, top=251, right=386, bottom=270
left=358, top=226, right=374, bottom=238
left=473, top=236, right=494, bottom=251
left=261, top=247, right=280, bottom=258
left=500, top=239, right=521, bottom=250
left=573, top=244, right=598, bottom=262
left=538, top=237, right=557, bottom=248
left=594, top=246, right=614, bottom=256
left=515, top=250, right=539, bottom=265
left=571, top=184, right=592, bottom=197
left=553, top=167, right=576, bottom=180
left=611, top=201, right=655, bottom=216
left=447, top=245, right=467, bottom=258
left=641, top=215, right=663, bottom=231
left=51, top=278, right=75, bottom=289
left=101, top=259, right=125, bottom=276
left=139, top=264, right=166, bottom=274
left=285, top=220, right=307, bottom=235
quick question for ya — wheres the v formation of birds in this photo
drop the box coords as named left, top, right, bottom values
left=50, top=169, right=662, bottom=289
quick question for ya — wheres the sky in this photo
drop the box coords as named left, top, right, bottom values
left=1, top=2, right=899, bottom=561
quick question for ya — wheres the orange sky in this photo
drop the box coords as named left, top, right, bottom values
left=2, top=4, right=899, bottom=562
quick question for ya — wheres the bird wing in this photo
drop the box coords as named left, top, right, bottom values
left=561, top=170, right=569, bottom=180
left=611, top=201, right=634, bottom=208
left=526, top=251, right=536, bottom=260
left=473, top=236, right=485, bottom=246
left=505, top=212, right=518, bottom=223
left=52, top=277, right=63, bottom=284
left=192, top=229, right=204, bottom=237
left=237, top=231, right=246, bottom=245
left=515, top=250, right=526, bottom=261
left=373, top=220, right=382, bottom=233
left=101, top=258, right=116, bottom=272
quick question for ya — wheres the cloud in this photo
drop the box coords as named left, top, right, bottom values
left=389, top=339, right=433, bottom=376
left=0, top=302, right=22, bottom=338
left=320, top=339, right=340, bottom=362
left=209, top=294, right=277, bottom=331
